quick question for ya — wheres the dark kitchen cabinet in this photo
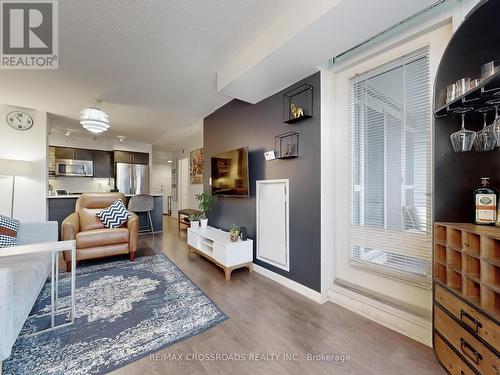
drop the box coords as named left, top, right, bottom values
left=93, top=150, right=113, bottom=178
left=132, top=152, right=149, bottom=164
left=114, top=150, right=149, bottom=164
left=75, top=149, right=93, bottom=161
left=113, top=150, right=132, bottom=163
left=54, top=147, right=75, bottom=160
left=54, top=147, right=93, bottom=161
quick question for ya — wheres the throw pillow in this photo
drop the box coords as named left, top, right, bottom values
left=96, top=200, right=131, bottom=229
left=0, top=214, right=20, bottom=248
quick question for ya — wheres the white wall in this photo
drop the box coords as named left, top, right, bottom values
left=0, top=104, right=48, bottom=221
left=151, top=162, right=172, bottom=214
left=171, top=124, right=203, bottom=216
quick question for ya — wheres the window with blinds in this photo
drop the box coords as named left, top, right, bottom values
left=349, top=47, right=432, bottom=287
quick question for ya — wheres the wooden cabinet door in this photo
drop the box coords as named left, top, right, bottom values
left=54, top=147, right=75, bottom=160
left=434, top=333, right=476, bottom=375
left=132, top=152, right=149, bottom=164
left=55, top=147, right=93, bottom=161
left=75, top=148, right=93, bottom=161
left=114, top=151, right=132, bottom=163
left=93, top=150, right=113, bottom=178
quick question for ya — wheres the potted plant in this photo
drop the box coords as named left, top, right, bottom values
left=195, top=192, right=214, bottom=228
left=189, top=213, right=201, bottom=228
left=229, top=224, right=240, bottom=242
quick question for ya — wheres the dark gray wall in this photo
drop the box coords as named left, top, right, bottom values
left=203, top=72, right=321, bottom=291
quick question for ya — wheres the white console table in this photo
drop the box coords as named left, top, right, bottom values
left=187, top=226, right=253, bottom=280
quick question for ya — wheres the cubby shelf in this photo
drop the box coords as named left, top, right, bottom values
left=465, top=273, right=480, bottom=283
left=434, top=222, right=500, bottom=319
left=462, top=249, right=480, bottom=259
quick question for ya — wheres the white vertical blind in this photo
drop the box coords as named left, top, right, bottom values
left=349, top=47, right=432, bottom=287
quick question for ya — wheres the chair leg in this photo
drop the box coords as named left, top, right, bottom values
left=148, top=211, right=155, bottom=238
left=130, top=251, right=136, bottom=261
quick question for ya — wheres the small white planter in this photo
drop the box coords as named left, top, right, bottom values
left=190, top=221, right=200, bottom=228
left=200, top=218, right=208, bottom=228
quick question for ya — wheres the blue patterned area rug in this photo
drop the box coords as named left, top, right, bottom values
left=3, top=254, right=227, bottom=375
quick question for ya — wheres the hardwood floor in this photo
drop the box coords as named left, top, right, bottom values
left=110, top=216, right=444, bottom=375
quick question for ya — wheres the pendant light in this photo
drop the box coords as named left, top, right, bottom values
left=80, top=99, right=110, bottom=134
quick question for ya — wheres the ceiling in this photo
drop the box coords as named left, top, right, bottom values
left=0, top=0, right=446, bottom=150
left=218, top=0, right=445, bottom=103
left=0, top=0, right=297, bottom=149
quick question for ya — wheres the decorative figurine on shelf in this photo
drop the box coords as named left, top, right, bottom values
left=284, top=143, right=293, bottom=157
left=290, top=103, right=304, bottom=119
left=229, top=224, right=240, bottom=242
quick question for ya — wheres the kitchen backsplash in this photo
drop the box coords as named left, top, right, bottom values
left=48, top=177, right=112, bottom=195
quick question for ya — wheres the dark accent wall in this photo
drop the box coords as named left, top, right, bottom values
left=203, top=72, right=321, bottom=292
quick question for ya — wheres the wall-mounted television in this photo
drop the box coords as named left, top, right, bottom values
left=211, top=146, right=249, bottom=197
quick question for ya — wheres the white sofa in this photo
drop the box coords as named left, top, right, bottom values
left=0, top=222, right=58, bottom=368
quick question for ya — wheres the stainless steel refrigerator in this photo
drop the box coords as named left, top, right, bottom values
left=116, top=163, right=149, bottom=195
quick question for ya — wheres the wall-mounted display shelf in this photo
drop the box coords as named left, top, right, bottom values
left=275, top=131, right=299, bottom=159
left=434, top=70, right=500, bottom=118
left=283, top=84, right=313, bottom=124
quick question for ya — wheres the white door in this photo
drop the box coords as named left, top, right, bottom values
left=151, top=163, right=172, bottom=214
left=178, top=158, right=189, bottom=211
left=256, top=179, right=289, bottom=271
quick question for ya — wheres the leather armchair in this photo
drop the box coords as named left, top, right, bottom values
left=62, top=193, right=139, bottom=271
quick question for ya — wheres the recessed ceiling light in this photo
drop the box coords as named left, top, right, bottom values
left=64, top=129, right=71, bottom=137
left=167, top=160, right=172, bottom=163
left=118, top=136, right=127, bottom=143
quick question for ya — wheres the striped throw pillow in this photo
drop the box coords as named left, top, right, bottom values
left=0, top=214, right=20, bottom=248
left=96, top=200, right=131, bottom=229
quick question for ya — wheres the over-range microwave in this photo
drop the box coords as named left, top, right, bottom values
left=55, top=159, right=94, bottom=177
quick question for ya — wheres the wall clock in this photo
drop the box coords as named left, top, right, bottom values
left=6, top=111, right=33, bottom=131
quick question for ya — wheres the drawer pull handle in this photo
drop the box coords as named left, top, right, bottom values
left=460, top=338, right=482, bottom=365
left=460, top=309, right=482, bottom=333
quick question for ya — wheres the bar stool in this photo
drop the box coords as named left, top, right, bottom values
left=128, top=194, right=155, bottom=238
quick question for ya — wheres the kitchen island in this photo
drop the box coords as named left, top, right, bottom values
left=47, top=194, right=164, bottom=238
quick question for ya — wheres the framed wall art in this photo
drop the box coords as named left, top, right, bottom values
left=190, top=148, right=203, bottom=184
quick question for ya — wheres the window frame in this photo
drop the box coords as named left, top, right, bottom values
left=348, top=48, right=432, bottom=287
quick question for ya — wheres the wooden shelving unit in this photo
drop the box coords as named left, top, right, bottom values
left=434, top=222, right=500, bottom=319
left=432, top=2, right=500, bottom=373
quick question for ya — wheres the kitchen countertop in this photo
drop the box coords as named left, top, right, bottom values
left=47, top=194, right=163, bottom=199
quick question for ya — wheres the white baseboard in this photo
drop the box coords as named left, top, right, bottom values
left=328, top=285, right=432, bottom=347
left=252, top=263, right=327, bottom=304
